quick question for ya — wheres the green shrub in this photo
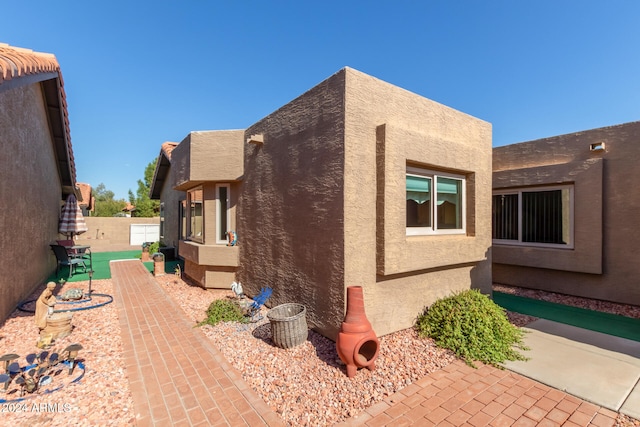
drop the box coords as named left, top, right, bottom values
left=148, top=241, right=160, bottom=255
left=197, top=299, right=247, bottom=327
left=416, top=289, right=529, bottom=367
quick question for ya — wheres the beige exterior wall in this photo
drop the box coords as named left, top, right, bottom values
left=0, top=83, right=61, bottom=322
left=238, top=68, right=492, bottom=339
left=343, top=69, right=493, bottom=337
left=492, top=121, right=640, bottom=305
left=182, top=258, right=237, bottom=290
left=171, top=131, right=244, bottom=288
left=158, top=166, right=185, bottom=250
left=160, top=185, right=186, bottom=249
left=74, top=217, right=160, bottom=250
left=173, top=130, right=244, bottom=190
left=239, top=70, right=346, bottom=337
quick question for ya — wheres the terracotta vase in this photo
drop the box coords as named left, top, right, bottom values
left=336, top=286, right=380, bottom=377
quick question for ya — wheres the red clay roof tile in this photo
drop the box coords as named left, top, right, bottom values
left=161, top=142, right=178, bottom=160
left=0, top=43, right=59, bottom=82
left=76, top=182, right=93, bottom=211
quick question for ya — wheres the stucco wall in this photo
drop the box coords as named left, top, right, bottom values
left=343, top=68, right=493, bottom=337
left=492, top=121, right=640, bottom=305
left=0, top=83, right=61, bottom=323
left=238, top=68, right=492, bottom=339
left=170, top=131, right=243, bottom=287
left=238, top=70, right=346, bottom=338
left=158, top=161, right=185, bottom=250
left=173, top=130, right=244, bottom=190
left=75, top=217, right=160, bottom=250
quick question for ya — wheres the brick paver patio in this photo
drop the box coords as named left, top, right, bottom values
left=337, top=360, right=619, bottom=426
left=111, top=259, right=622, bottom=427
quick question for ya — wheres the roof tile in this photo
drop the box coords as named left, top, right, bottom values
left=0, top=43, right=59, bottom=82
left=161, top=142, right=178, bottom=160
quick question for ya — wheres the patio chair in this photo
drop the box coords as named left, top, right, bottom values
left=57, top=239, right=91, bottom=260
left=50, top=244, right=87, bottom=279
left=247, top=287, right=273, bottom=322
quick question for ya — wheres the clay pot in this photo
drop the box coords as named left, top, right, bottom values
left=336, top=286, right=380, bottom=377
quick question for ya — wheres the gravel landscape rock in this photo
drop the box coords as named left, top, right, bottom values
left=1, top=274, right=639, bottom=426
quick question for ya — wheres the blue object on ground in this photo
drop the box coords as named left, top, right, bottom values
left=248, top=287, right=273, bottom=322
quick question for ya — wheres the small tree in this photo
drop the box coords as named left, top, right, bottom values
left=129, top=159, right=160, bottom=217
left=93, top=183, right=127, bottom=217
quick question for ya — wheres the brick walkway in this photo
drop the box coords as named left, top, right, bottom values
left=111, top=260, right=284, bottom=427
left=112, top=259, right=624, bottom=427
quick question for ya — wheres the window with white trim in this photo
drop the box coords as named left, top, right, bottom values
left=492, top=185, right=574, bottom=248
left=406, top=166, right=465, bottom=235
left=159, top=202, right=165, bottom=240
left=179, top=200, right=187, bottom=240
left=187, top=187, right=204, bottom=243
left=216, top=184, right=231, bottom=244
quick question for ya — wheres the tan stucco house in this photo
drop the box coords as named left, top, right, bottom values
left=150, top=141, right=182, bottom=249
left=493, top=121, right=640, bottom=306
left=151, top=67, right=493, bottom=339
left=0, top=44, right=79, bottom=323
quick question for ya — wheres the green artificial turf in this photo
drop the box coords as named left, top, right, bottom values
left=48, top=250, right=183, bottom=282
left=493, top=291, right=640, bottom=342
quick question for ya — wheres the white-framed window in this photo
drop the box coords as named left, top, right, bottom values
left=159, top=202, right=165, bottom=240
left=179, top=199, right=187, bottom=240
left=492, top=185, right=574, bottom=248
left=216, top=184, right=231, bottom=245
left=406, top=166, right=466, bottom=235
left=187, top=186, right=204, bottom=243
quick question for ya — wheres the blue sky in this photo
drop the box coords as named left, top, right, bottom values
left=4, top=1, right=639, bottom=200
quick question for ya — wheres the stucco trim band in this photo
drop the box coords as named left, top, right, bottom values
left=376, top=123, right=491, bottom=276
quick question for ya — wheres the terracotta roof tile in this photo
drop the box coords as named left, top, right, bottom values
left=161, top=142, right=178, bottom=160
left=0, top=43, right=76, bottom=185
left=76, top=182, right=93, bottom=210
left=149, top=142, right=178, bottom=199
left=0, top=43, right=59, bottom=81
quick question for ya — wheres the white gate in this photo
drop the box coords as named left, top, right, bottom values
left=130, top=224, right=160, bottom=245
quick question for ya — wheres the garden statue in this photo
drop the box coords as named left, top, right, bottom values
left=35, top=282, right=57, bottom=330
left=35, top=282, right=73, bottom=345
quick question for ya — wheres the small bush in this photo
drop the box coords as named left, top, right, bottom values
left=416, top=289, right=528, bottom=367
left=148, top=241, right=160, bottom=255
left=197, top=299, right=247, bottom=327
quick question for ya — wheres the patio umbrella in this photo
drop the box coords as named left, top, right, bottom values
left=59, top=194, right=88, bottom=238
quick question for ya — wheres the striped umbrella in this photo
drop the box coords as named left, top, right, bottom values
left=59, top=194, right=88, bottom=237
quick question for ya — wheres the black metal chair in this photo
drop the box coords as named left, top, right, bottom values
left=56, top=240, right=91, bottom=260
left=50, top=244, right=87, bottom=279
